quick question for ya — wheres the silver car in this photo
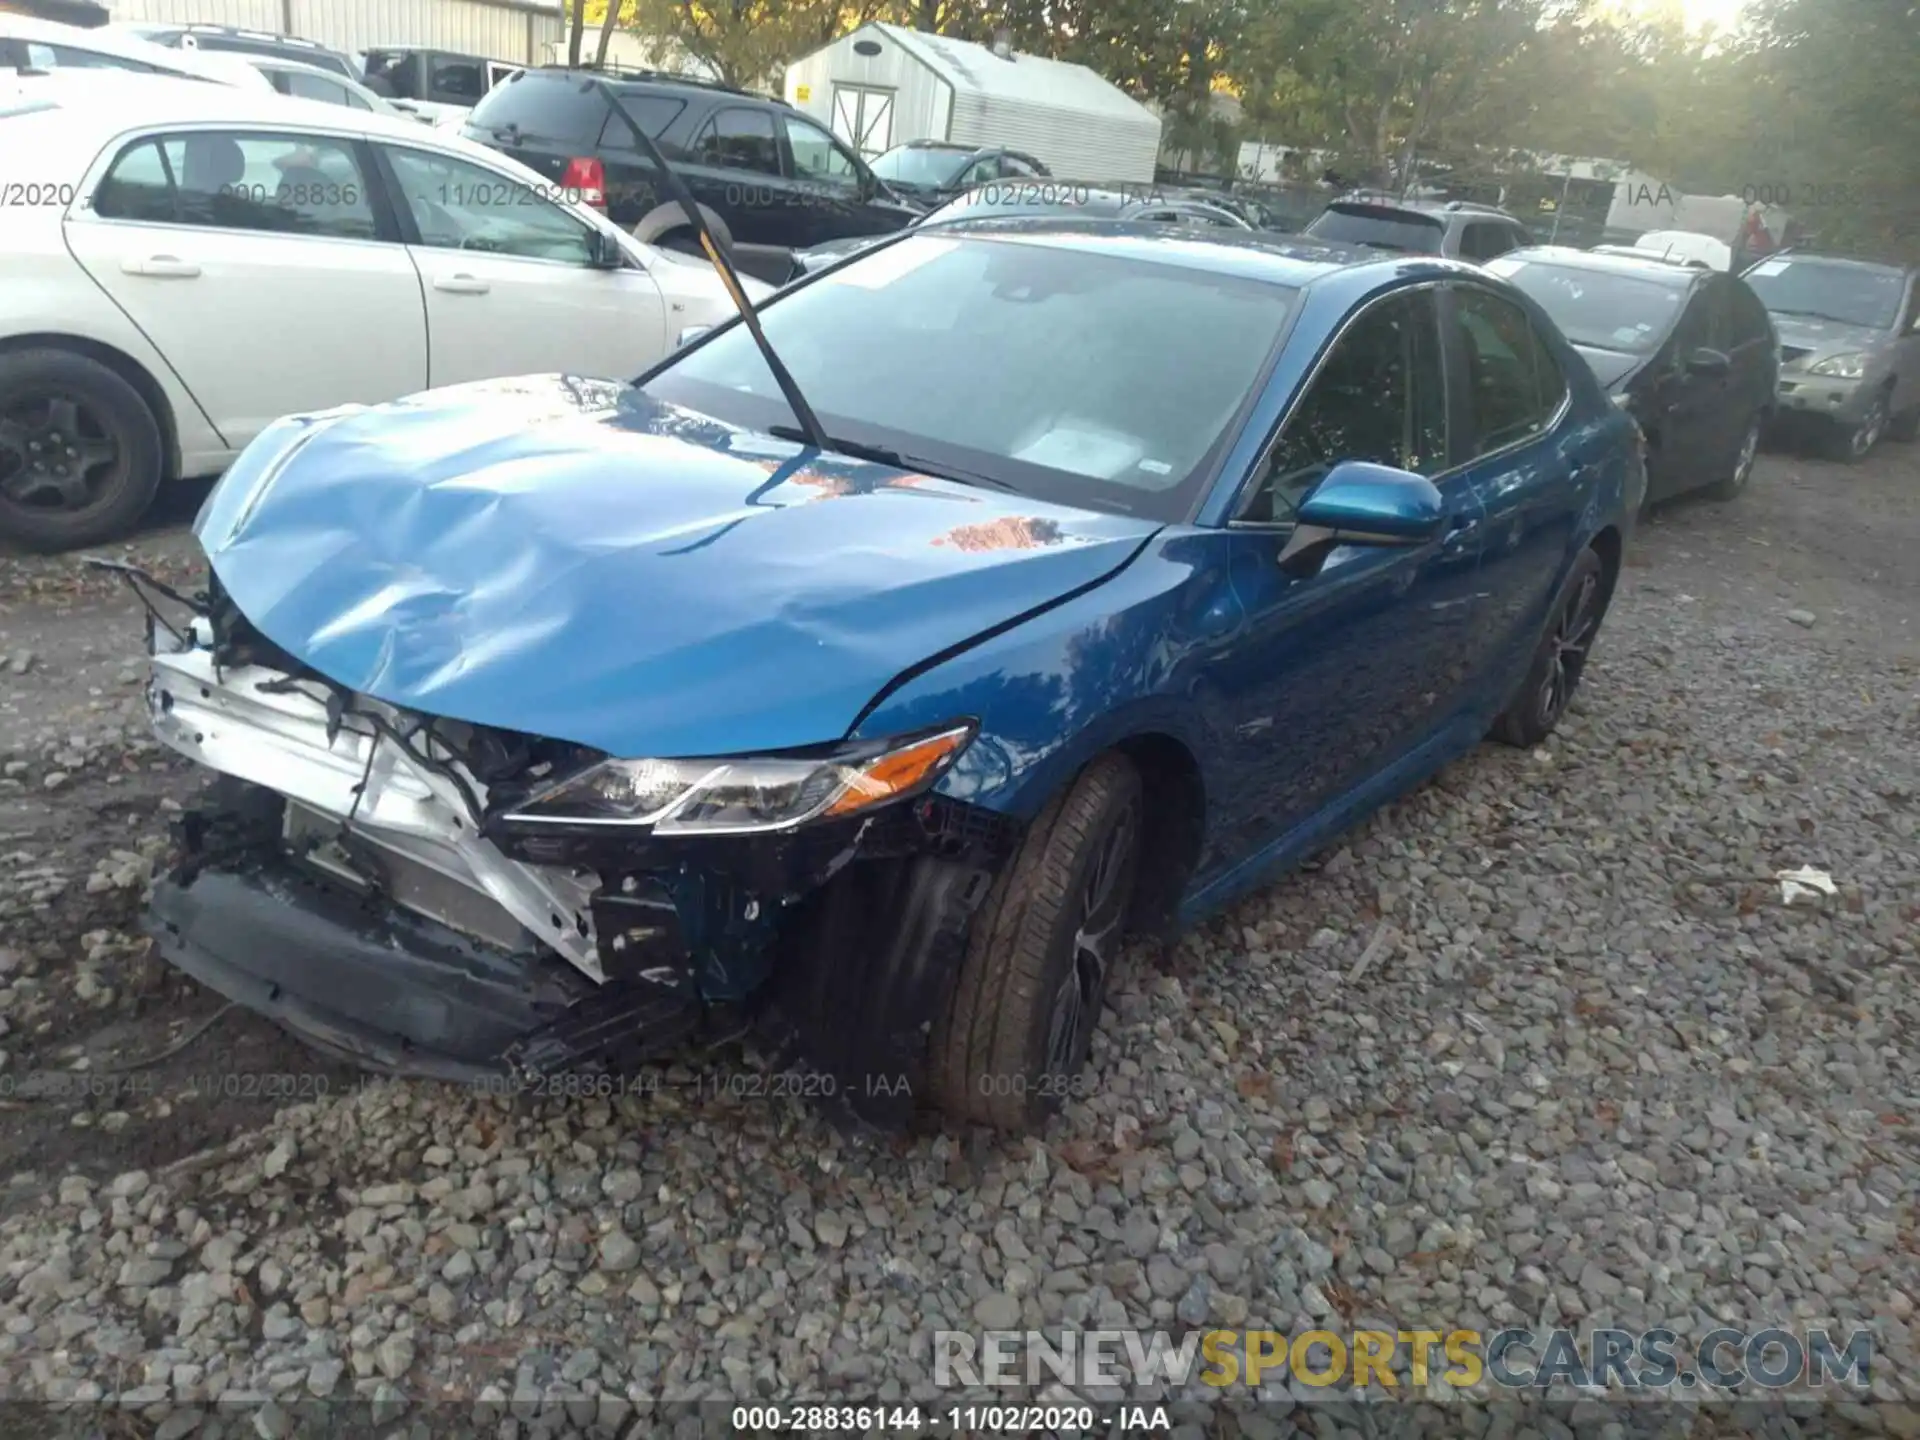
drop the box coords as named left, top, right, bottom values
left=1741, top=253, right=1920, bottom=461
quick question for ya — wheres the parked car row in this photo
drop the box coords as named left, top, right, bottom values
left=13, top=49, right=1909, bottom=1134
left=1292, top=191, right=1920, bottom=466
left=5, top=14, right=521, bottom=127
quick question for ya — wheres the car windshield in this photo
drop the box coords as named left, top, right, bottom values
left=871, top=146, right=971, bottom=187
left=1500, top=262, right=1689, bottom=354
left=645, top=233, right=1296, bottom=522
left=1743, top=259, right=1904, bottom=330
left=1304, top=204, right=1445, bottom=253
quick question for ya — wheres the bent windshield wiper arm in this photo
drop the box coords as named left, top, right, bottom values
left=593, top=79, right=829, bottom=453
left=766, top=425, right=1020, bottom=492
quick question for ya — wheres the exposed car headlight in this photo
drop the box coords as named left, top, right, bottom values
left=1809, top=352, right=1869, bottom=379
left=505, top=723, right=975, bottom=833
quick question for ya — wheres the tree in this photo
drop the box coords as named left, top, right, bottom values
left=1733, top=0, right=1920, bottom=250
left=1228, top=0, right=1551, bottom=187
left=568, top=0, right=588, bottom=67
left=595, top=0, right=626, bottom=64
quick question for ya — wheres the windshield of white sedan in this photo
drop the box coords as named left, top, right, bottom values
left=645, top=234, right=1295, bottom=520
left=1502, top=264, right=1687, bottom=354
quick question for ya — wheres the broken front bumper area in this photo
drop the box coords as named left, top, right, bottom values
left=147, top=779, right=701, bottom=1084
left=126, top=567, right=1020, bottom=1125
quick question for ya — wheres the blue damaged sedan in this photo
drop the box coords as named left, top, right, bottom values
left=128, top=220, right=1645, bottom=1134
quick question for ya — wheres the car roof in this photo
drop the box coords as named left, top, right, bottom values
left=1505, top=245, right=1703, bottom=287
left=0, top=70, right=490, bottom=148
left=245, top=54, right=357, bottom=78
left=1326, top=195, right=1522, bottom=224
left=3, top=17, right=275, bottom=85
left=364, top=44, right=489, bottom=57
left=917, top=217, right=1441, bottom=288
left=524, top=65, right=780, bottom=105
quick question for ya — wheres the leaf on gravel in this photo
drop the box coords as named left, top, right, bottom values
left=1236, top=1069, right=1273, bottom=1099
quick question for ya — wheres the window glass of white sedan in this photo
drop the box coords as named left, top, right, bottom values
left=20, top=41, right=155, bottom=70
left=95, top=130, right=377, bottom=240
left=380, top=147, right=597, bottom=264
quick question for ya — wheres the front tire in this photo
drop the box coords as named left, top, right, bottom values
left=0, top=349, right=162, bottom=551
left=928, top=753, right=1143, bottom=1132
left=1491, top=547, right=1609, bottom=749
left=1829, top=389, right=1890, bottom=463
left=1708, top=413, right=1762, bottom=500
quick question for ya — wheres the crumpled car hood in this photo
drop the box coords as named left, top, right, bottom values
left=196, top=376, right=1158, bottom=759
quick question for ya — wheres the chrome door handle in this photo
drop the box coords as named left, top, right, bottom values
left=123, top=255, right=200, bottom=278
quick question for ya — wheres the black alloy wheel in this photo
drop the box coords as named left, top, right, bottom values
left=0, top=350, right=162, bottom=551
left=1491, top=546, right=1609, bottom=749
left=929, top=752, right=1144, bottom=1132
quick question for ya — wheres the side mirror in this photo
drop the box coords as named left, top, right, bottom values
left=1687, top=346, right=1732, bottom=376
left=1293, top=461, right=1447, bottom=545
left=588, top=230, right=625, bottom=270
left=675, top=325, right=712, bottom=349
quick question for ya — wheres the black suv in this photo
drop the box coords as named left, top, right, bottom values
left=461, top=68, right=921, bottom=273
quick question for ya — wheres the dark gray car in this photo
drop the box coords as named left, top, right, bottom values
left=1740, top=253, right=1920, bottom=461
left=1305, top=195, right=1534, bottom=264
left=1493, top=245, right=1778, bottom=507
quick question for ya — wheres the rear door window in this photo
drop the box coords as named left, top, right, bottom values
left=692, top=106, right=780, bottom=175
left=428, top=56, right=485, bottom=105
left=190, top=35, right=351, bottom=77
left=468, top=74, right=609, bottom=148
left=1461, top=222, right=1516, bottom=262
left=362, top=50, right=420, bottom=99
left=281, top=71, right=353, bottom=107
left=594, top=93, right=685, bottom=149
left=1305, top=204, right=1446, bottom=254
left=26, top=42, right=158, bottom=71
left=1454, top=284, right=1568, bottom=456
left=95, top=131, right=379, bottom=241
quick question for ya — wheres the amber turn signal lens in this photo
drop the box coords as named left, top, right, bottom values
left=821, top=726, right=972, bottom=818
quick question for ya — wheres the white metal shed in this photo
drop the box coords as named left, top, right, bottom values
left=783, top=22, right=1162, bottom=184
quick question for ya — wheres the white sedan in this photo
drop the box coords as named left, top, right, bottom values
left=240, top=54, right=436, bottom=125
left=0, top=73, right=763, bottom=550
left=0, top=13, right=274, bottom=89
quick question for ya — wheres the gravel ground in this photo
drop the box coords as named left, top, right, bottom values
left=0, top=439, right=1913, bottom=1438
